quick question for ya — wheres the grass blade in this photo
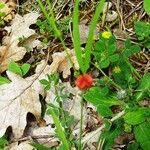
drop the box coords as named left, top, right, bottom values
left=72, top=0, right=84, bottom=73
left=84, top=0, right=105, bottom=73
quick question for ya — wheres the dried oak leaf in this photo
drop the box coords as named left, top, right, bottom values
left=49, top=50, right=79, bottom=78
left=0, top=0, right=16, bottom=22
left=79, top=23, right=99, bottom=44
left=0, top=71, right=43, bottom=138
left=103, top=2, right=118, bottom=22
left=0, top=12, right=39, bottom=73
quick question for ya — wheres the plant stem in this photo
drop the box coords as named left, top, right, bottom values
left=37, top=0, right=75, bottom=70
left=78, top=98, right=84, bottom=150
left=93, top=62, right=122, bottom=90
left=48, top=106, right=70, bottom=150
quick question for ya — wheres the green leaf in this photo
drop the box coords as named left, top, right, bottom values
left=124, top=108, right=150, bottom=125
left=135, top=73, right=150, bottom=101
left=84, top=87, right=120, bottom=106
left=8, top=61, right=22, bottom=76
left=21, top=63, right=30, bottom=76
left=40, top=79, right=49, bottom=85
left=109, top=54, right=119, bottom=62
left=134, top=122, right=150, bottom=150
left=97, top=105, right=112, bottom=117
left=108, top=44, right=116, bottom=55
left=31, top=143, right=51, bottom=150
left=100, top=58, right=110, bottom=68
left=134, top=21, right=150, bottom=40
left=101, top=123, right=123, bottom=150
left=144, top=0, right=150, bottom=15
left=127, top=142, right=139, bottom=150
left=44, top=84, right=51, bottom=91
left=0, top=76, right=10, bottom=85
left=95, top=40, right=105, bottom=51
left=0, top=137, right=8, bottom=148
left=124, top=39, right=141, bottom=57
left=0, top=3, right=5, bottom=9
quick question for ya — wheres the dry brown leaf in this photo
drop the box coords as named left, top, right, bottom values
left=79, top=23, right=99, bottom=44
left=0, top=71, right=43, bottom=138
left=49, top=50, right=79, bottom=78
left=0, top=0, right=16, bottom=22
left=103, top=2, right=118, bottom=22
left=0, top=12, right=39, bottom=72
left=0, top=40, right=26, bottom=73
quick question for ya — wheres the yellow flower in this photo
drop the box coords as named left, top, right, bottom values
left=102, top=31, right=112, bottom=39
left=113, top=66, right=121, bottom=73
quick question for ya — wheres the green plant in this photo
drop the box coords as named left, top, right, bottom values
left=0, top=76, right=10, bottom=85
left=40, top=73, right=77, bottom=149
left=82, top=29, right=150, bottom=149
left=40, top=73, right=59, bottom=90
left=0, top=136, right=8, bottom=150
left=134, top=21, right=150, bottom=48
left=144, top=0, right=150, bottom=15
left=73, top=0, right=105, bottom=73
left=0, top=2, right=5, bottom=27
left=8, top=61, right=30, bottom=77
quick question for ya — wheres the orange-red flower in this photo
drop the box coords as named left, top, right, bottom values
left=75, top=74, right=93, bottom=90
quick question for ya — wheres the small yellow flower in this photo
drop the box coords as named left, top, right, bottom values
left=102, top=31, right=112, bottom=39
left=113, top=66, right=121, bottom=73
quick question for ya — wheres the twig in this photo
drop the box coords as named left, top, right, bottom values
left=13, top=135, right=54, bottom=142
left=81, top=110, right=125, bottom=144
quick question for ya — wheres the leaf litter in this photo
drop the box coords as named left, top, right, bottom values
left=0, top=0, right=149, bottom=149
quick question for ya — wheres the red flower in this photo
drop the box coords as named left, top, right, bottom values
left=75, top=74, right=93, bottom=90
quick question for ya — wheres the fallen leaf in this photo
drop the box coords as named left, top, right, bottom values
left=0, top=12, right=40, bottom=72
left=0, top=71, right=42, bottom=138
left=49, top=49, right=79, bottom=78
left=103, top=2, right=118, bottom=22
left=0, top=0, right=16, bottom=22
left=4, top=12, right=39, bottom=43
left=79, top=23, right=99, bottom=44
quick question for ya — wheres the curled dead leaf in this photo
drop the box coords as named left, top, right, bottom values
left=0, top=0, right=16, bottom=22
left=103, top=2, right=118, bottom=22
left=0, top=12, right=40, bottom=73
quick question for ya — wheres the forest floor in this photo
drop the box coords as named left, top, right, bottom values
left=0, top=0, right=150, bottom=150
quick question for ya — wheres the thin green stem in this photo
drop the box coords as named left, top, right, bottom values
left=93, top=62, right=122, bottom=90
left=37, top=0, right=75, bottom=70
left=78, top=98, right=84, bottom=150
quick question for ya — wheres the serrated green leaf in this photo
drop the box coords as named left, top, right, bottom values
left=135, top=73, right=150, bottom=101
left=21, top=63, right=30, bottom=76
left=0, top=76, right=10, bottom=85
left=144, top=0, right=150, bottom=15
left=124, top=39, right=141, bottom=57
left=124, top=108, right=150, bottom=125
left=100, top=58, right=110, bottom=68
left=84, top=87, right=120, bottom=106
left=97, top=105, right=112, bottom=117
left=134, top=122, right=150, bottom=150
left=95, top=40, right=105, bottom=51
left=108, top=44, right=116, bottom=55
left=110, top=54, right=119, bottom=62
left=134, top=21, right=150, bottom=39
left=8, top=62, right=22, bottom=76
